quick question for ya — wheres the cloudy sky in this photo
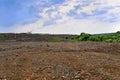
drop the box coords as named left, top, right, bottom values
left=0, top=0, right=120, bottom=34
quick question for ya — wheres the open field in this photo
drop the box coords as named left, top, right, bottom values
left=0, top=41, right=120, bottom=80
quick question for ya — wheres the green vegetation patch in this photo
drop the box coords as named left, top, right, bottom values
left=71, top=31, right=120, bottom=42
left=0, top=34, right=6, bottom=39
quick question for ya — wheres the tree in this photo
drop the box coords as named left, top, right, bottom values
left=79, top=33, right=91, bottom=41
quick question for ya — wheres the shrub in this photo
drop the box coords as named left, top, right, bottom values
left=71, top=31, right=120, bottom=42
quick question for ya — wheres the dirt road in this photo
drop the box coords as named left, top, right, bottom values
left=0, top=42, right=120, bottom=80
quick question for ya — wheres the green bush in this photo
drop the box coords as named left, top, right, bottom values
left=48, top=38, right=64, bottom=42
left=71, top=31, right=120, bottom=42
left=73, top=33, right=91, bottom=41
left=105, top=39, right=113, bottom=42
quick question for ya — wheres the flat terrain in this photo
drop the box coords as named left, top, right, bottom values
left=0, top=42, right=120, bottom=80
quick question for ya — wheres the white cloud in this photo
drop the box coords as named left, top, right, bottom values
left=32, top=18, right=120, bottom=34
left=13, top=16, right=120, bottom=34
left=59, top=0, right=79, bottom=13
left=12, top=19, right=44, bottom=33
left=12, top=0, right=120, bottom=34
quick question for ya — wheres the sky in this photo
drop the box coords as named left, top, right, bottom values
left=0, top=0, right=120, bottom=34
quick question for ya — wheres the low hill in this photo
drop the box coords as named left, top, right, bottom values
left=0, top=33, right=76, bottom=42
left=0, top=31, right=120, bottom=42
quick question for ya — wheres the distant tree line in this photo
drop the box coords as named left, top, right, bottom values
left=0, top=31, right=120, bottom=42
left=71, top=31, right=120, bottom=42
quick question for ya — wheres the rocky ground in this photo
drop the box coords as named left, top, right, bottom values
left=0, top=41, right=120, bottom=80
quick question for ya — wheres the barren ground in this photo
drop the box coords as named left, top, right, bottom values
left=0, top=42, right=120, bottom=80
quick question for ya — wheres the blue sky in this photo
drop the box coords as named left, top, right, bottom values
left=0, top=0, right=40, bottom=27
left=0, top=0, right=120, bottom=34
